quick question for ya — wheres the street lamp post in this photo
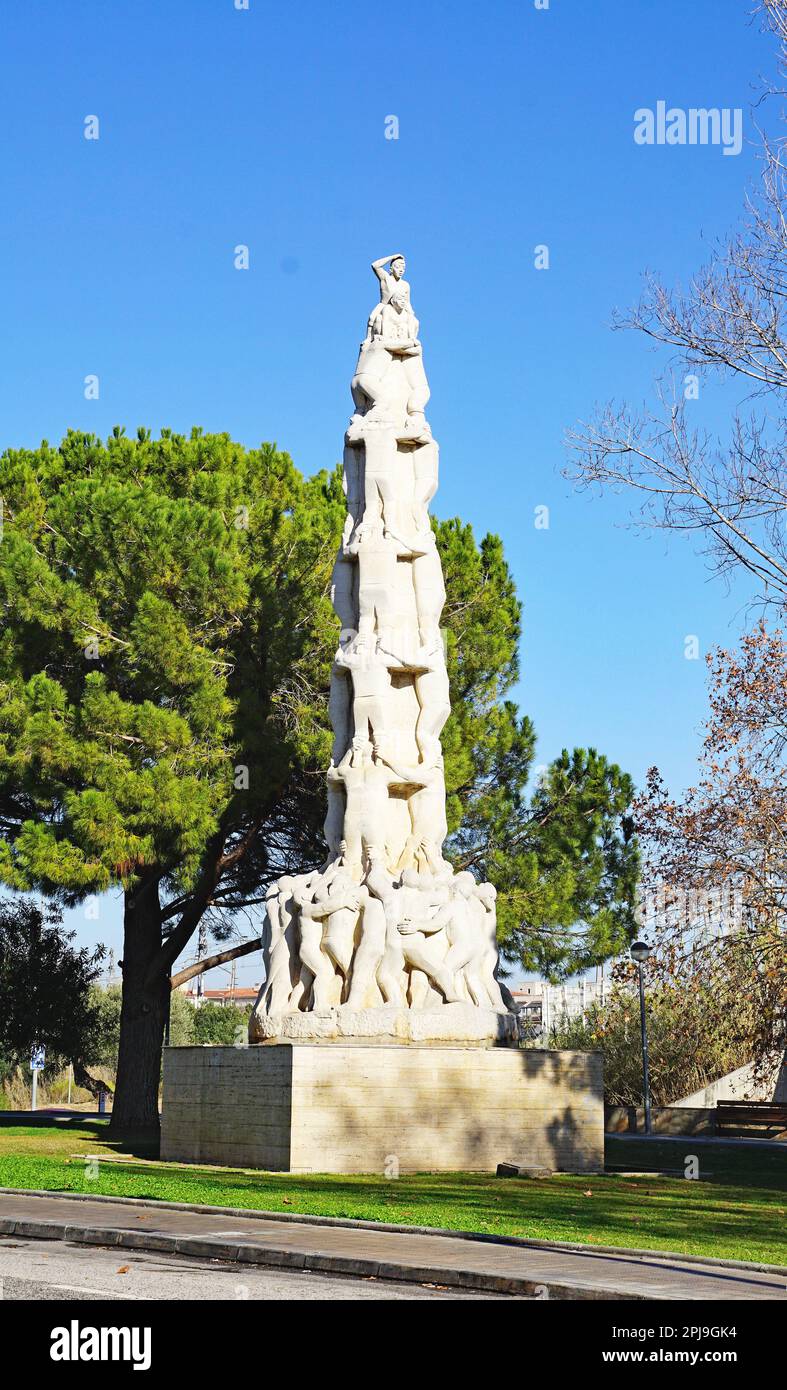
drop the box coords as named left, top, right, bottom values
left=630, top=940, right=653, bottom=1135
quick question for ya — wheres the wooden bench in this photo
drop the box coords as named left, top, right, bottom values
left=716, top=1099, right=787, bottom=1138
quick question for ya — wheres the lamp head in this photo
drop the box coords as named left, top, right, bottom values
left=630, top=939, right=653, bottom=964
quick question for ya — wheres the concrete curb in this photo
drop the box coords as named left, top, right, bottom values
left=1, top=1185, right=785, bottom=1278
left=0, top=1212, right=654, bottom=1300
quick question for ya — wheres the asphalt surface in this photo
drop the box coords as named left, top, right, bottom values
left=0, top=1235, right=499, bottom=1300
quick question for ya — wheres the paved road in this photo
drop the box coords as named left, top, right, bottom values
left=2, top=1190, right=785, bottom=1299
left=0, top=1236, right=496, bottom=1300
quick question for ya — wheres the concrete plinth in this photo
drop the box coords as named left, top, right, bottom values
left=161, top=1043, right=603, bottom=1174
left=249, top=1002, right=520, bottom=1045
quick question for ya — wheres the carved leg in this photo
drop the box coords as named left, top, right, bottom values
left=298, top=918, right=334, bottom=1011
left=265, top=930, right=297, bottom=1015
left=288, top=965, right=312, bottom=1012
left=329, top=675, right=352, bottom=767
left=403, top=352, right=431, bottom=418
left=341, top=800, right=364, bottom=876
left=460, top=960, right=488, bottom=1008
left=323, top=908, right=357, bottom=983
left=440, top=936, right=479, bottom=1003
left=346, top=898, right=386, bottom=1008
left=402, top=938, right=463, bottom=1003
left=331, top=555, right=357, bottom=634
left=415, top=668, right=451, bottom=753
left=483, top=948, right=507, bottom=1010
left=411, top=440, right=438, bottom=533
left=377, top=937, right=407, bottom=1005
left=324, top=783, right=346, bottom=860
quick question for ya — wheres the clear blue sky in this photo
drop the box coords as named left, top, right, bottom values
left=0, top=0, right=772, bottom=979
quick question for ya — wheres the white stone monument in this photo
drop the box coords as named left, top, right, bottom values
left=161, top=258, right=604, bottom=1175
left=248, top=255, right=519, bottom=1046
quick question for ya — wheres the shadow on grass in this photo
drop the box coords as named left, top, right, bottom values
left=0, top=1116, right=159, bottom=1161
left=604, top=1135, right=787, bottom=1191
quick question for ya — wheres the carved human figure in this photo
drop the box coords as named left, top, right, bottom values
left=365, top=296, right=431, bottom=440
left=328, top=665, right=352, bottom=769
left=349, top=526, right=398, bottom=643
left=333, top=633, right=393, bottom=753
left=269, top=878, right=301, bottom=1014
left=324, top=772, right=346, bottom=861
left=321, top=869, right=363, bottom=988
left=359, top=428, right=419, bottom=551
left=371, top=741, right=448, bottom=874
left=294, top=869, right=362, bottom=1009
left=399, top=758, right=450, bottom=874
left=395, top=869, right=466, bottom=1003
left=380, top=636, right=447, bottom=717
left=286, top=855, right=347, bottom=1011
left=412, top=547, right=446, bottom=649
left=332, top=737, right=416, bottom=873
left=371, top=252, right=414, bottom=315
left=341, top=442, right=363, bottom=548
left=400, top=871, right=486, bottom=1005
left=414, top=656, right=451, bottom=765
left=371, top=258, right=430, bottom=437
left=256, top=881, right=288, bottom=1016
left=351, top=297, right=417, bottom=422
left=368, top=293, right=420, bottom=352
left=364, top=846, right=409, bottom=1005
left=448, top=873, right=490, bottom=1006
left=411, top=440, right=439, bottom=540
left=349, top=256, right=429, bottom=437
left=373, top=865, right=452, bottom=1004
left=331, top=551, right=356, bottom=635
left=383, top=303, right=431, bottom=439
left=473, top=880, right=507, bottom=1011
left=257, top=867, right=319, bottom=1018
left=291, top=886, right=333, bottom=1010
left=344, top=847, right=391, bottom=1008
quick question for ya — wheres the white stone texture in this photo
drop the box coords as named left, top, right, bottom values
left=249, top=256, right=516, bottom=1043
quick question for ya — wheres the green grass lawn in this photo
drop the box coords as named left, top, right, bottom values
left=0, top=1121, right=784, bottom=1266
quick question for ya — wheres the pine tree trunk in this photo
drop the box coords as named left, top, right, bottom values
left=108, top=877, right=167, bottom=1139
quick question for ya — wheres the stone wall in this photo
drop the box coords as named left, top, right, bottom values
left=672, top=1053, right=787, bottom=1108
left=161, top=1043, right=604, bottom=1174
left=162, top=1044, right=294, bottom=1170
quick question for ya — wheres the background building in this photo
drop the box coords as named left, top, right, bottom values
left=510, top=974, right=611, bottom=1035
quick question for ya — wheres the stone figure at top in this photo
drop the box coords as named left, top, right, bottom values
left=249, top=255, right=518, bottom=1044
left=351, top=253, right=431, bottom=446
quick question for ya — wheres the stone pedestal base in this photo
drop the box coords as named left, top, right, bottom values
left=249, top=1003, right=520, bottom=1045
left=161, top=1043, right=603, bottom=1174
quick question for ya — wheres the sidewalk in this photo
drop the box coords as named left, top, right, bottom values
left=1, top=1189, right=785, bottom=1300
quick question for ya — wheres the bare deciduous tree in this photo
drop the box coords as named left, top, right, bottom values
left=566, top=4, right=787, bottom=608
left=565, top=2, right=787, bottom=1077
left=634, top=628, right=787, bottom=1075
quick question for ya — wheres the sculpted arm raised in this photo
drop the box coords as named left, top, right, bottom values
left=371, top=253, right=406, bottom=283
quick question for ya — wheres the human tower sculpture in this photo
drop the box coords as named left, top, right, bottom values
left=249, top=256, right=517, bottom=1043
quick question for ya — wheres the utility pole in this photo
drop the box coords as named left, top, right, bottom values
left=630, top=941, right=653, bottom=1134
